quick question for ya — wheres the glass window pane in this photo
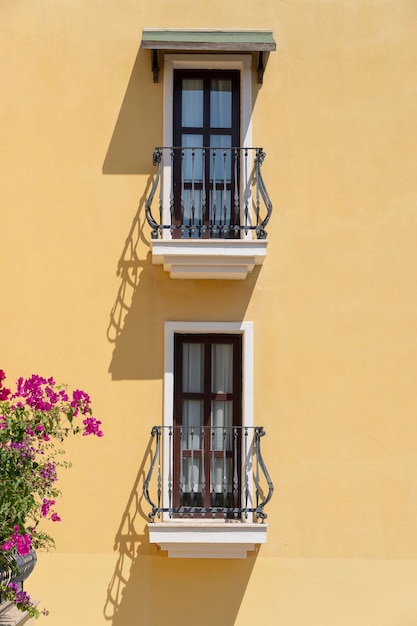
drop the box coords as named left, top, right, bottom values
left=182, top=79, right=203, bottom=127
left=182, top=343, right=204, bottom=392
left=209, top=190, right=232, bottom=231
left=182, top=189, right=203, bottom=235
left=182, top=134, right=204, bottom=182
left=211, top=400, right=233, bottom=449
left=210, top=135, right=232, bottom=182
left=181, top=457, right=203, bottom=495
left=211, top=343, right=233, bottom=393
left=211, top=458, right=232, bottom=495
left=182, top=399, right=204, bottom=448
left=210, top=79, right=232, bottom=128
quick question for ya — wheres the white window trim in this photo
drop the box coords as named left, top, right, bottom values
left=163, top=320, right=254, bottom=440
left=147, top=320, right=268, bottom=558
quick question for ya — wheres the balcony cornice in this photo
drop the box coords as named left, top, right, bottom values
left=147, top=521, right=268, bottom=558
left=151, top=238, right=268, bottom=280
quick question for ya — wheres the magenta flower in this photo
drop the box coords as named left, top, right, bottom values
left=40, top=462, right=57, bottom=483
left=2, top=582, right=45, bottom=618
left=41, top=498, right=55, bottom=517
left=0, top=387, right=10, bottom=400
left=82, top=417, right=104, bottom=437
left=1, top=370, right=103, bottom=583
left=2, top=527, right=32, bottom=555
left=71, top=389, right=91, bottom=417
left=1, top=369, right=103, bottom=619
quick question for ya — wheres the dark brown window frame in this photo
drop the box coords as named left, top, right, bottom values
left=173, top=333, right=242, bottom=515
left=172, top=69, right=241, bottom=239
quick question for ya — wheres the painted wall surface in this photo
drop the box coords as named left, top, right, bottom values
left=1, top=0, right=417, bottom=624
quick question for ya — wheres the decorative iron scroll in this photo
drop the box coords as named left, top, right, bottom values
left=143, top=425, right=274, bottom=523
left=145, top=147, right=272, bottom=240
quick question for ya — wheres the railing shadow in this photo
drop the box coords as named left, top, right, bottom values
left=107, top=177, right=153, bottom=345
left=103, top=435, right=260, bottom=626
left=107, top=187, right=263, bottom=381
left=103, top=435, right=156, bottom=624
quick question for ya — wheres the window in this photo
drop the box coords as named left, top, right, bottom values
left=163, top=55, right=252, bottom=239
left=173, top=334, right=242, bottom=514
left=144, top=322, right=273, bottom=557
left=147, top=55, right=271, bottom=279
left=172, top=70, right=240, bottom=238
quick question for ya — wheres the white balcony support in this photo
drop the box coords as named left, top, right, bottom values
left=148, top=521, right=268, bottom=558
left=151, top=238, right=268, bottom=279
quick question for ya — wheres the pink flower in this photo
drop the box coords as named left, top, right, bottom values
left=82, top=417, right=104, bottom=437
left=0, top=370, right=10, bottom=399
left=71, top=389, right=91, bottom=416
left=0, top=387, right=10, bottom=400
left=2, top=527, right=32, bottom=555
left=16, top=533, right=32, bottom=555
left=41, top=498, right=55, bottom=517
left=51, top=512, right=61, bottom=522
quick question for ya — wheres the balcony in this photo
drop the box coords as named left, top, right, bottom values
left=145, top=147, right=273, bottom=279
left=143, top=425, right=274, bottom=558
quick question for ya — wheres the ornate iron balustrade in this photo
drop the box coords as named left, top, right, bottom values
left=145, top=147, right=272, bottom=239
left=143, top=426, right=274, bottom=522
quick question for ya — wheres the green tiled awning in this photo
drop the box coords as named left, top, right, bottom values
left=141, top=29, right=276, bottom=52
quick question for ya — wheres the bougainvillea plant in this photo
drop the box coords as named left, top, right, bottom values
left=0, top=370, right=103, bottom=618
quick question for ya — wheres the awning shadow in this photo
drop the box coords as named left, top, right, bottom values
left=103, top=48, right=162, bottom=175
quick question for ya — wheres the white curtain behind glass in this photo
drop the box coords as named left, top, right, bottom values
left=181, top=341, right=234, bottom=495
left=210, top=79, right=232, bottom=129
left=181, top=79, right=203, bottom=127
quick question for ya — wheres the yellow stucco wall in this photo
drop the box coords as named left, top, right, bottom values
left=1, top=0, right=417, bottom=624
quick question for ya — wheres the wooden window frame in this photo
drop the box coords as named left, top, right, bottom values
left=161, top=54, right=253, bottom=242
left=173, top=334, right=242, bottom=514
left=172, top=70, right=241, bottom=238
left=162, top=321, right=255, bottom=522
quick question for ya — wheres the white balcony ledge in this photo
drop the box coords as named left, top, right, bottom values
left=148, top=521, right=268, bottom=558
left=151, top=239, right=268, bottom=280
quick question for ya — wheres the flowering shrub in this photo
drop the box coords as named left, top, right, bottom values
left=0, top=581, right=48, bottom=618
left=0, top=370, right=103, bottom=618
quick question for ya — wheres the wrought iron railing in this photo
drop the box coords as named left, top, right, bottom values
left=145, top=147, right=273, bottom=239
left=143, top=426, right=274, bottom=522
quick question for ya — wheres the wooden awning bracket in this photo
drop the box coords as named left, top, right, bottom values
left=152, top=49, right=159, bottom=83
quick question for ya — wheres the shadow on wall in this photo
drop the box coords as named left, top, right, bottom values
left=107, top=229, right=261, bottom=380
left=106, top=178, right=156, bottom=379
left=103, top=47, right=263, bottom=176
left=103, top=433, right=258, bottom=626
left=103, top=48, right=162, bottom=175
left=106, top=183, right=262, bottom=380
left=106, top=183, right=261, bottom=381
left=103, top=45, right=261, bottom=625
left=104, top=45, right=263, bottom=381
